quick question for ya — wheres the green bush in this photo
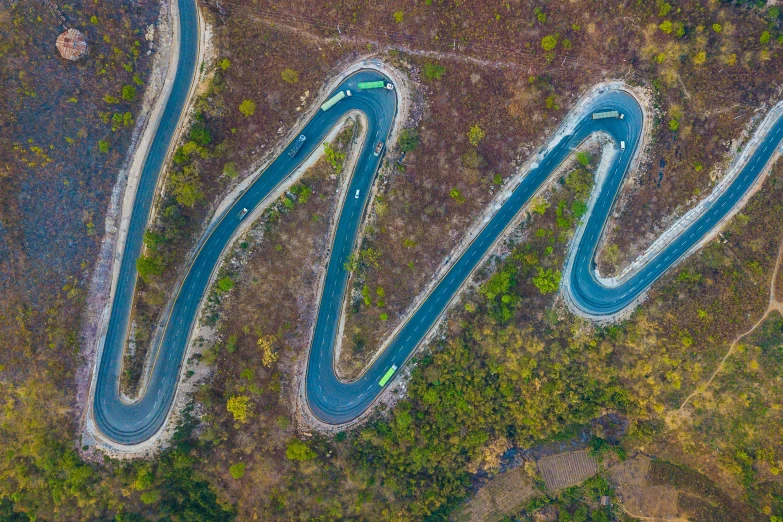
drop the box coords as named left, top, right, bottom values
left=285, top=439, right=316, bottom=461
left=217, top=276, right=235, bottom=292
left=98, top=139, right=110, bottom=153
left=239, top=99, right=256, bottom=117
left=398, top=128, right=420, bottom=152
left=422, top=62, right=446, bottom=82
left=449, top=188, right=465, bottom=203
left=228, top=463, right=246, bottom=479
left=223, top=162, right=238, bottom=178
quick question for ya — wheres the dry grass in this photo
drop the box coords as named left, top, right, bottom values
left=609, top=457, right=681, bottom=520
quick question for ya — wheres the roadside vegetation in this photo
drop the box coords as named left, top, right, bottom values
left=119, top=15, right=365, bottom=396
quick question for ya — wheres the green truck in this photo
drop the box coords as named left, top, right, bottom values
left=378, top=364, right=398, bottom=386
left=321, top=90, right=351, bottom=111
left=358, top=80, right=393, bottom=90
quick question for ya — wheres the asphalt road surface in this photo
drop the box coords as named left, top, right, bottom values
left=92, top=0, right=783, bottom=444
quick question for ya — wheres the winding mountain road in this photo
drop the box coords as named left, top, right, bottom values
left=89, top=0, right=783, bottom=445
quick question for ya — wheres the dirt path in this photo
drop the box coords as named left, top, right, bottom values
left=618, top=503, right=689, bottom=522
left=666, top=232, right=783, bottom=427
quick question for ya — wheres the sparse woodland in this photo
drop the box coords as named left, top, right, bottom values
left=1, top=0, right=783, bottom=520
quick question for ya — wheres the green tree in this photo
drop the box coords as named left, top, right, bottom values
left=121, top=85, right=137, bottom=101
left=189, top=123, right=211, bottom=146
left=133, top=465, right=154, bottom=491
left=143, top=230, right=164, bottom=251
left=280, top=68, right=299, bottom=84
left=467, top=124, right=486, bottom=146
left=239, top=99, right=256, bottom=117
left=532, top=267, right=561, bottom=294
left=323, top=142, right=345, bottom=172
left=659, top=20, right=673, bottom=34
left=170, top=165, right=204, bottom=207
left=139, top=490, right=160, bottom=505
left=541, top=35, right=557, bottom=50
left=226, top=395, right=251, bottom=422
left=286, top=439, right=316, bottom=461
left=760, top=31, right=771, bottom=44
left=98, top=139, right=110, bottom=153
left=393, top=10, right=404, bottom=23
left=398, top=128, right=420, bottom=152
left=218, top=58, right=230, bottom=70
left=136, top=255, right=164, bottom=281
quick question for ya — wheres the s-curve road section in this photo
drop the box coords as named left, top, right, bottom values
left=91, top=1, right=783, bottom=445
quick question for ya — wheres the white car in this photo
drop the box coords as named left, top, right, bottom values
left=355, top=190, right=360, bottom=199
left=620, top=141, right=626, bottom=150
left=238, top=208, right=248, bottom=219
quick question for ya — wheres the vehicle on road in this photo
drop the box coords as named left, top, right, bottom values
left=355, top=189, right=360, bottom=199
left=289, top=134, right=306, bottom=157
left=620, top=140, right=626, bottom=150
left=357, top=80, right=386, bottom=90
left=592, top=110, right=620, bottom=120
left=321, top=90, right=351, bottom=111
left=379, top=364, right=398, bottom=386
left=385, top=83, right=394, bottom=90
left=374, top=141, right=384, bottom=156
left=238, top=208, right=248, bottom=219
